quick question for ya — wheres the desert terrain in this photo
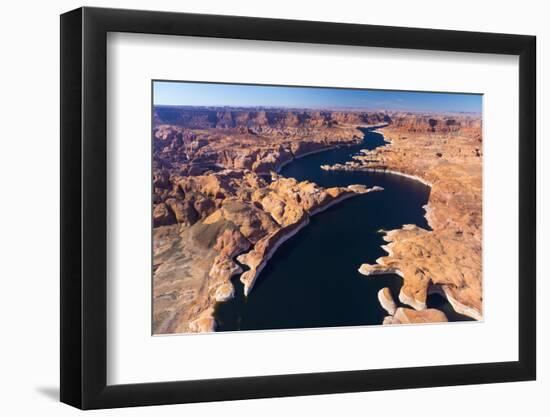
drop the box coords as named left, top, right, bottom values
left=152, top=106, right=482, bottom=333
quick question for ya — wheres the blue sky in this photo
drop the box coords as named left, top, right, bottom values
left=153, top=81, right=482, bottom=113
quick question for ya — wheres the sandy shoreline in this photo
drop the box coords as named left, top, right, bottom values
left=241, top=217, right=310, bottom=296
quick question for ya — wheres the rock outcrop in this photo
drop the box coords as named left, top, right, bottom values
left=378, top=287, right=397, bottom=316
left=383, top=307, right=448, bottom=325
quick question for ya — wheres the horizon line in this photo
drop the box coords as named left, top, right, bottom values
left=153, top=103, right=482, bottom=115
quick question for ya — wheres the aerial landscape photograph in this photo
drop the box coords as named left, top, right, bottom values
left=151, top=80, right=483, bottom=335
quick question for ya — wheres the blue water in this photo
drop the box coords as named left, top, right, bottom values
left=213, top=128, right=472, bottom=331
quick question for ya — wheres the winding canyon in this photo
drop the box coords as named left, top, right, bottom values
left=152, top=106, right=482, bottom=333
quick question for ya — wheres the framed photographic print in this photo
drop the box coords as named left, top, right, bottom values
left=60, top=6, right=536, bottom=409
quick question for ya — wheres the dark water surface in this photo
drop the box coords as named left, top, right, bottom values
left=214, top=128, right=471, bottom=331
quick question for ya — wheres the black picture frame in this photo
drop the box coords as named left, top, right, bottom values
left=60, top=6, right=536, bottom=410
